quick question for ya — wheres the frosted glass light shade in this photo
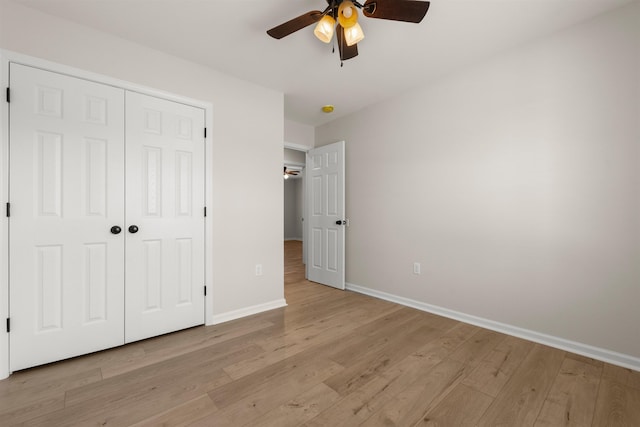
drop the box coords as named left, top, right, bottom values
left=338, top=1, right=358, bottom=28
left=344, top=22, right=364, bottom=46
left=314, top=15, right=336, bottom=43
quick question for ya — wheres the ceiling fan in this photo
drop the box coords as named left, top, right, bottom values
left=267, top=0, right=431, bottom=62
left=283, top=166, right=301, bottom=179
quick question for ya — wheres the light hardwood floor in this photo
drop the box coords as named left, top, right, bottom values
left=1, top=240, right=639, bottom=426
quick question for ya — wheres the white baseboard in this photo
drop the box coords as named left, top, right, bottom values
left=209, top=299, right=287, bottom=325
left=346, top=282, right=640, bottom=372
left=284, top=238, right=302, bottom=241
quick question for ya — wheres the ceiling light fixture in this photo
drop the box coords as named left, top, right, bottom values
left=338, top=1, right=358, bottom=28
left=344, top=22, right=365, bottom=46
left=338, top=1, right=364, bottom=46
left=322, top=105, right=334, bottom=113
left=314, top=15, right=336, bottom=43
left=267, top=0, right=430, bottom=63
left=311, top=1, right=365, bottom=55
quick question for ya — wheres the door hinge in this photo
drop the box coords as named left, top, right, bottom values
left=5, top=87, right=9, bottom=103
left=6, top=318, right=9, bottom=333
left=204, top=206, right=207, bottom=217
left=204, top=128, right=207, bottom=138
left=204, top=286, right=207, bottom=296
left=6, top=202, right=10, bottom=218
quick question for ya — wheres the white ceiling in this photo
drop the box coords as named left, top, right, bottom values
left=14, top=0, right=634, bottom=126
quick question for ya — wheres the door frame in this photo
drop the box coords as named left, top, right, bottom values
left=0, top=49, right=215, bottom=379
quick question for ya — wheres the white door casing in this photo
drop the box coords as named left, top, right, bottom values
left=8, top=64, right=126, bottom=371
left=124, top=92, right=205, bottom=343
left=306, top=141, right=345, bottom=289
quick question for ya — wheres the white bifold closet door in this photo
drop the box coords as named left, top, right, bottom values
left=9, top=64, right=126, bottom=371
left=124, top=91, right=205, bottom=343
left=8, top=64, right=205, bottom=372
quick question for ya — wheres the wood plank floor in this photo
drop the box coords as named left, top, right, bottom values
left=1, top=240, right=639, bottom=426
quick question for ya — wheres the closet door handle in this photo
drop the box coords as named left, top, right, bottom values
left=128, top=225, right=139, bottom=234
left=110, top=226, right=122, bottom=235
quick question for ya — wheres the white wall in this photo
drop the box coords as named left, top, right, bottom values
left=284, top=148, right=306, bottom=165
left=316, top=3, right=640, bottom=365
left=294, top=178, right=304, bottom=239
left=0, top=1, right=285, bottom=326
left=284, top=119, right=314, bottom=150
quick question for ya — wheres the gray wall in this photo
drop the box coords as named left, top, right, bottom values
left=284, top=148, right=305, bottom=241
left=316, top=3, right=640, bottom=361
left=284, top=178, right=303, bottom=240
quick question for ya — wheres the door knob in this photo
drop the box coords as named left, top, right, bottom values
left=110, top=226, right=122, bottom=234
left=335, top=220, right=344, bottom=225
left=128, top=225, right=139, bottom=234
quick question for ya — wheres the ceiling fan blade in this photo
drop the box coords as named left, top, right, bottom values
left=337, top=26, right=359, bottom=61
left=363, top=0, right=430, bottom=23
left=267, top=10, right=323, bottom=39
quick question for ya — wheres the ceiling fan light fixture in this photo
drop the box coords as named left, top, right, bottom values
left=344, top=22, right=365, bottom=46
left=314, top=14, right=336, bottom=43
left=266, top=0, right=432, bottom=63
left=338, top=1, right=358, bottom=28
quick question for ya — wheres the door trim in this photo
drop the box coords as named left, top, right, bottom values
left=0, top=49, right=215, bottom=379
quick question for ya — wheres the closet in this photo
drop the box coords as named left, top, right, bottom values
left=8, top=63, right=206, bottom=371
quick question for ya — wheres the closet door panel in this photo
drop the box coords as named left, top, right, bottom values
left=124, top=92, right=205, bottom=343
left=9, top=64, right=126, bottom=371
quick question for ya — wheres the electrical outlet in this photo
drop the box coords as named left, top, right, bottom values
left=413, top=262, right=421, bottom=275
left=255, top=264, right=263, bottom=276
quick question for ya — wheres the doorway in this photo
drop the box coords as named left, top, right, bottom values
left=283, top=141, right=346, bottom=290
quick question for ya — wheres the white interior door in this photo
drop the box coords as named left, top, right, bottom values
left=306, top=141, right=345, bottom=289
left=124, top=92, right=205, bottom=343
left=9, top=64, right=126, bottom=371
